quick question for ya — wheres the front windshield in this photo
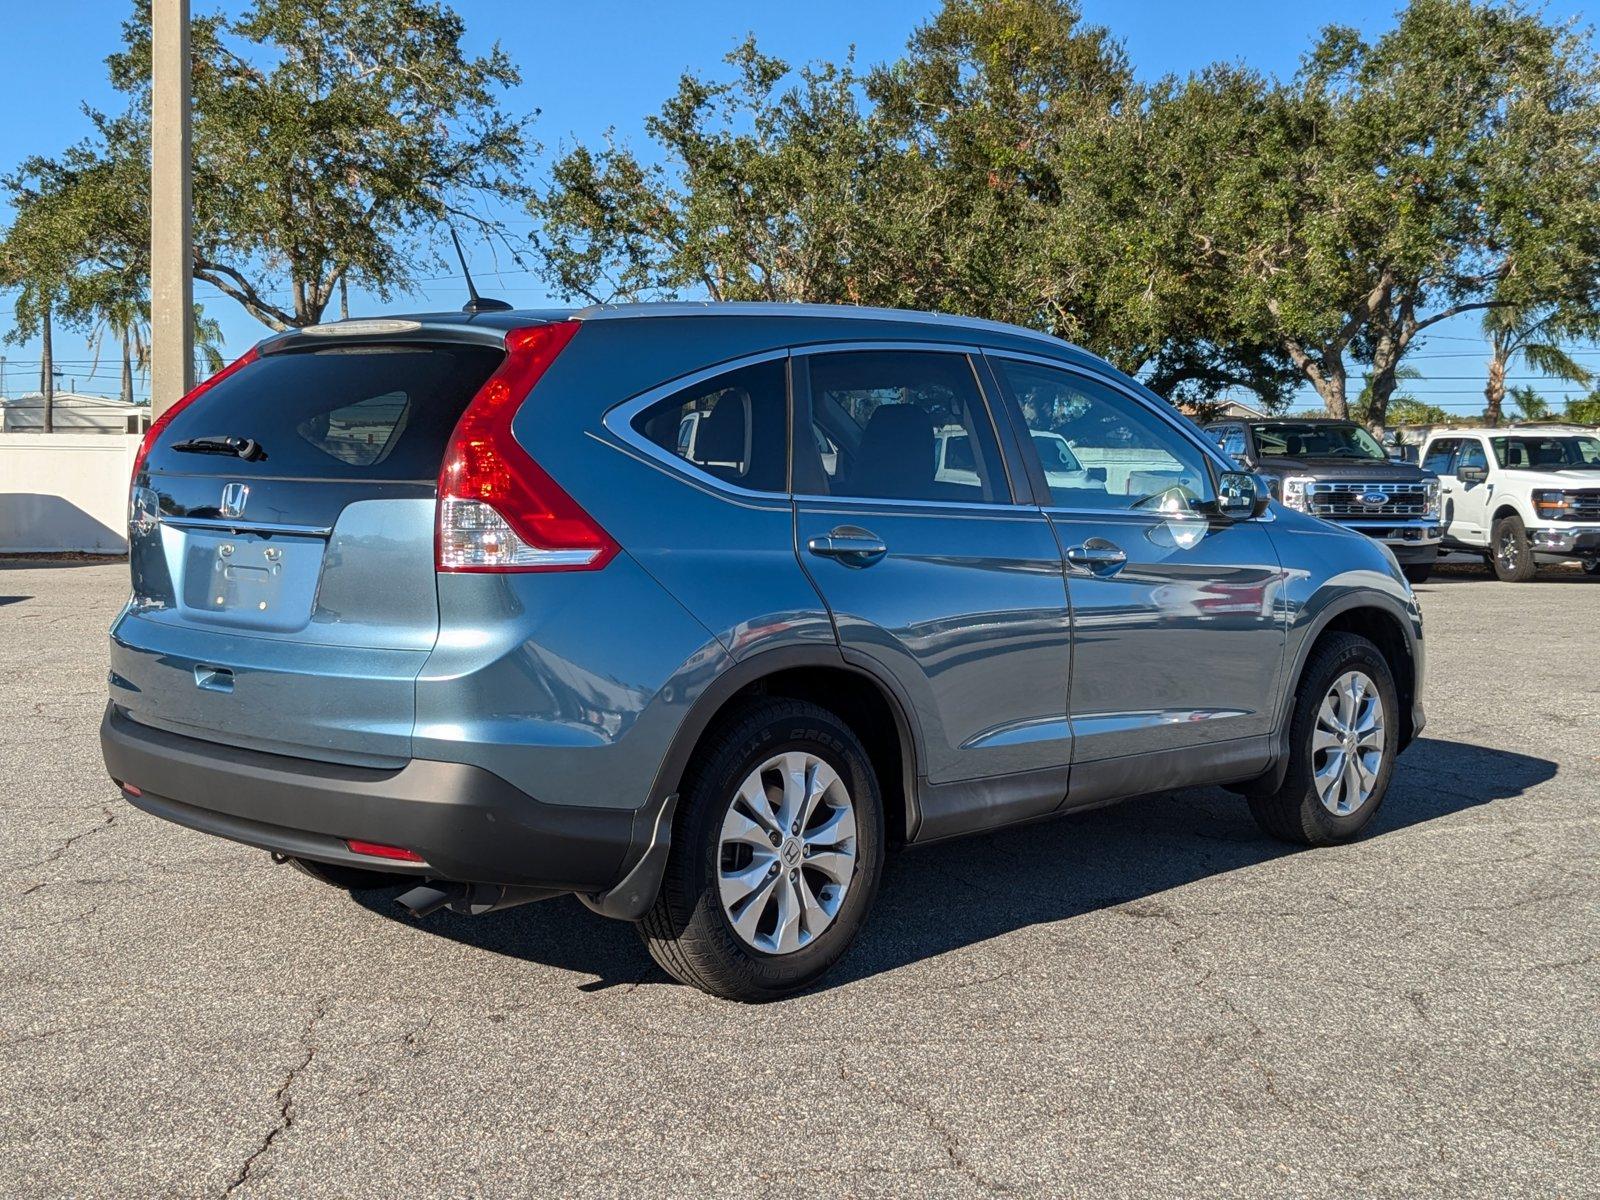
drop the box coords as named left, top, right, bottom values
left=1490, top=435, right=1600, bottom=470
left=1252, top=422, right=1388, bottom=460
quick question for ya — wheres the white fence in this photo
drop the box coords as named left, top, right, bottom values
left=0, top=433, right=141, bottom=553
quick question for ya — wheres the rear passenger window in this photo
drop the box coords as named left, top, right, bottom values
left=996, top=359, right=1213, bottom=512
left=800, top=351, right=1007, bottom=504
left=632, top=359, right=788, bottom=493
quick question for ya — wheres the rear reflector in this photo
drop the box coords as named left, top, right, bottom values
left=436, top=321, right=618, bottom=573
left=345, top=839, right=426, bottom=863
left=120, top=783, right=142, bottom=798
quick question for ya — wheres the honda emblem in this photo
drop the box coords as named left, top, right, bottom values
left=220, top=482, right=249, bottom=520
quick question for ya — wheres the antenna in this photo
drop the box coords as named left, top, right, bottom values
left=448, top=226, right=513, bottom=314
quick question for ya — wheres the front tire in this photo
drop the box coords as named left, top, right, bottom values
left=639, top=697, right=884, bottom=1001
left=1491, top=514, right=1537, bottom=582
left=1401, top=563, right=1432, bottom=585
left=1249, top=632, right=1398, bottom=846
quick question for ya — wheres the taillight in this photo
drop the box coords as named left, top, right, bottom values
left=345, top=839, right=426, bottom=863
left=436, top=321, right=617, bottom=573
left=131, top=346, right=261, bottom=486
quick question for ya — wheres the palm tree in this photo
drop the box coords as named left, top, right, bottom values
left=88, top=301, right=227, bottom=404
left=1482, top=306, right=1593, bottom=428
left=1506, top=385, right=1551, bottom=422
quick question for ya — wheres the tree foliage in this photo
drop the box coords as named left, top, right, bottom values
left=93, top=0, right=529, bottom=330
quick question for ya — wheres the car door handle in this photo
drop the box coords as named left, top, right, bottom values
left=807, top=529, right=888, bottom=567
left=1065, top=540, right=1128, bottom=573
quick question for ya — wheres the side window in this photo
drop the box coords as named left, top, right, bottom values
left=632, top=359, right=788, bottom=493
left=1457, top=440, right=1488, bottom=473
left=800, top=350, right=1008, bottom=504
left=1211, top=424, right=1250, bottom=461
left=1422, top=438, right=1460, bottom=475
left=995, top=359, right=1215, bottom=513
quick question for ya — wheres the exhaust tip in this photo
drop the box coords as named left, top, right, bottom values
left=395, top=884, right=454, bottom=919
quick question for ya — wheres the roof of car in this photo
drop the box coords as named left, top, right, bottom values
left=1239, top=416, right=1359, bottom=425
left=286, top=301, right=1088, bottom=355
left=1424, top=424, right=1595, bottom=437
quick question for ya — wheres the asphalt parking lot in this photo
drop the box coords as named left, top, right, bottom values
left=1, top=557, right=1595, bottom=1198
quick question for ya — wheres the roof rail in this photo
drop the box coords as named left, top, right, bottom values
left=569, top=301, right=1087, bottom=354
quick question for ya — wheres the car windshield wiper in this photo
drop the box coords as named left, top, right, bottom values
left=170, top=435, right=267, bottom=462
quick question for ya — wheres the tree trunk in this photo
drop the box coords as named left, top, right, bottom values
left=339, top=275, right=349, bottom=320
left=40, top=299, right=54, bottom=434
left=1484, top=355, right=1506, bottom=427
left=1365, top=370, right=1398, bottom=435
left=121, top=328, right=134, bottom=406
left=1280, top=335, right=1349, bottom=418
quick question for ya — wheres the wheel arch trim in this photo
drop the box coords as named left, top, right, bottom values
left=592, top=645, right=924, bottom=920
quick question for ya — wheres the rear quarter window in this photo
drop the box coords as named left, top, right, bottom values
left=151, top=343, right=505, bottom=480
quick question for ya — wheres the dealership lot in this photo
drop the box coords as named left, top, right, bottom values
left=1, top=558, right=1594, bottom=1198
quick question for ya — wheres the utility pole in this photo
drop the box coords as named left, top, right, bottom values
left=150, top=0, right=194, bottom=417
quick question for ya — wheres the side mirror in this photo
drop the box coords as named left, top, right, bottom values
left=1087, top=466, right=1108, bottom=485
left=1211, top=471, right=1269, bottom=521
left=1458, top=465, right=1487, bottom=484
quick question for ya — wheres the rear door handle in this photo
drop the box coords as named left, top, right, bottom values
left=1065, top=540, right=1128, bottom=573
left=807, top=529, right=888, bottom=567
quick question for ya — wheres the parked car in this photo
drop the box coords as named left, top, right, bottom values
left=1417, top=424, right=1600, bottom=581
left=101, top=303, right=1425, bottom=1001
left=1204, top=417, right=1442, bottom=583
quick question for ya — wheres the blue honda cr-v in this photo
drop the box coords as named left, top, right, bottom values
left=101, top=303, right=1424, bottom=1000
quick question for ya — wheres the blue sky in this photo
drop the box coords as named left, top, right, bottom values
left=0, top=0, right=1594, bottom=412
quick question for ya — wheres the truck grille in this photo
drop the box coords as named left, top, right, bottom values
left=1557, top=489, right=1600, bottom=521
left=1305, top=481, right=1431, bottom=518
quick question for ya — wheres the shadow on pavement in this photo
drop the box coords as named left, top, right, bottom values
left=352, top=735, right=1556, bottom=994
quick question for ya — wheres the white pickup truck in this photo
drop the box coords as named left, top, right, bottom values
left=1417, top=425, right=1600, bottom=581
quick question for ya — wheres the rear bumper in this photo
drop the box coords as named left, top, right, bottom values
left=99, top=703, right=638, bottom=892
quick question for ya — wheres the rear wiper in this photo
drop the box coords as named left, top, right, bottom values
left=170, top=435, right=267, bottom=462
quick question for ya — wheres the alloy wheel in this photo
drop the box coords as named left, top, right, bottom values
left=717, top=752, right=858, bottom=955
left=1497, top=529, right=1523, bottom=573
left=1311, top=670, right=1386, bottom=816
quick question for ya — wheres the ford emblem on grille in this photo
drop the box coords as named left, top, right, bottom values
left=1359, top=491, right=1388, bottom=508
left=220, top=482, right=250, bottom=520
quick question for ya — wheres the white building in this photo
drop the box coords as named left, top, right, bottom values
left=0, top=392, right=151, bottom=434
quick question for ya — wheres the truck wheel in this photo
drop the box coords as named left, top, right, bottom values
left=1249, top=632, right=1398, bottom=846
left=1401, top=563, right=1432, bottom=585
left=639, top=698, right=884, bottom=1001
left=1491, top=514, right=1538, bottom=582
left=1583, top=559, right=1600, bottom=576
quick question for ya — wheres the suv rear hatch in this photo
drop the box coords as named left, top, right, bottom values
left=112, top=325, right=506, bottom=765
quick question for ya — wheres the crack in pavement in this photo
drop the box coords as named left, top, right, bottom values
left=221, top=997, right=328, bottom=1198
left=17, top=804, right=120, bottom=872
left=834, top=1051, right=1014, bottom=1196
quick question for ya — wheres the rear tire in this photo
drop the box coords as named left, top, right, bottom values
left=1401, top=563, right=1432, bottom=585
left=1491, top=514, right=1537, bottom=582
left=288, top=857, right=413, bottom=891
left=639, top=697, right=884, bottom=1002
left=1582, top=558, right=1600, bottom=576
left=1249, top=632, right=1398, bottom=846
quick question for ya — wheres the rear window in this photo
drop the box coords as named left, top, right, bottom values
left=152, top=343, right=504, bottom=480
